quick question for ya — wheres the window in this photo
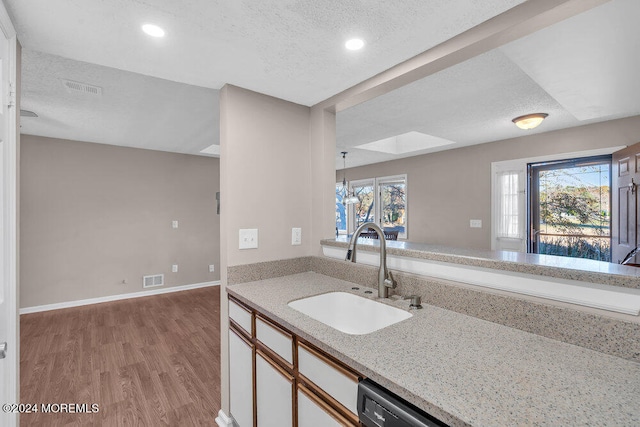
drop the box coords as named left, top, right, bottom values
left=335, top=183, right=347, bottom=235
left=348, top=175, right=408, bottom=239
left=491, top=147, right=620, bottom=256
left=351, top=179, right=375, bottom=228
left=379, top=177, right=407, bottom=234
left=492, top=165, right=526, bottom=252
left=529, top=156, right=611, bottom=262
left=497, top=171, right=522, bottom=239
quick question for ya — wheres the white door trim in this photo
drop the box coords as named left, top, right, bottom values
left=0, top=2, right=18, bottom=425
left=490, top=146, right=625, bottom=252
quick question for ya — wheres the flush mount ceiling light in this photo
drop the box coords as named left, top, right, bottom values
left=345, top=38, right=365, bottom=51
left=142, top=24, right=165, bottom=38
left=512, top=113, right=548, bottom=130
left=340, top=152, right=360, bottom=205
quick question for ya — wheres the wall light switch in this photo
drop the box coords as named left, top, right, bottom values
left=172, top=220, right=179, bottom=229
left=292, top=227, right=302, bottom=245
left=470, top=219, right=482, bottom=228
left=172, top=264, right=178, bottom=273
left=239, top=228, right=258, bottom=249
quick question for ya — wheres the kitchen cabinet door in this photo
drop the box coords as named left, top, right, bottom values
left=255, top=350, right=294, bottom=427
left=229, top=328, right=254, bottom=427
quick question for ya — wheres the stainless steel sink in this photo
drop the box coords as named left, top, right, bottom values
left=288, top=291, right=412, bottom=335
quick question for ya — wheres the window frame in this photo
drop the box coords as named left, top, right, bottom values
left=335, top=182, right=348, bottom=235
left=491, top=146, right=623, bottom=252
left=348, top=174, right=408, bottom=240
left=528, top=155, right=612, bottom=260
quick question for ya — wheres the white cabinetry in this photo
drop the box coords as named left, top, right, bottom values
left=229, top=298, right=253, bottom=335
left=298, top=341, right=359, bottom=417
left=297, top=384, right=351, bottom=427
left=227, top=295, right=361, bottom=427
left=255, top=315, right=293, bottom=366
left=256, top=350, right=294, bottom=426
left=228, top=328, right=254, bottom=427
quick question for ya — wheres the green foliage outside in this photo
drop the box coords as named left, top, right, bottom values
left=353, top=183, right=406, bottom=231
left=538, top=165, right=610, bottom=262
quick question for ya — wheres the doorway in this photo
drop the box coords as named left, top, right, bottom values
left=528, top=155, right=611, bottom=262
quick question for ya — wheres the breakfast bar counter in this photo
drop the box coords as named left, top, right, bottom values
left=227, top=271, right=640, bottom=427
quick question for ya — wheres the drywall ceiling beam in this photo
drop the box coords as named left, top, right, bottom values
left=316, top=0, right=611, bottom=113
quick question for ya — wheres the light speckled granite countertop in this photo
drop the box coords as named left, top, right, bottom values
left=322, top=237, right=640, bottom=289
left=227, top=272, right=640, bottom=427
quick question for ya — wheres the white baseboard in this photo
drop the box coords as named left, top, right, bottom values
left=20, top=280, right=221, bottom=314
left=215, top=410, right=235, bottom=427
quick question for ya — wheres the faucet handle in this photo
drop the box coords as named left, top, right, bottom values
left=403, top=295, right=423, bottom=309
left=384, top=271, right=397, bottom=289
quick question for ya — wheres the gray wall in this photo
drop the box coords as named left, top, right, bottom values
left=341, top=115, right=640, bottom=249
left=220, top=85, right=313, bottom=267
left=20, top=135, right=220, bottom=308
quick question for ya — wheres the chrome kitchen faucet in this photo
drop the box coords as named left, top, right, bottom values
left=345, top=222, right=397, bottom=298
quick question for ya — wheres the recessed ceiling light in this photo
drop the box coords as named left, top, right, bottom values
left=345, top=38, right=364, bottom=51
left=142, top=24, right=165, bottom=38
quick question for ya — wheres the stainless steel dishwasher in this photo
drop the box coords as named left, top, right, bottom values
left=357, top=379, right=449, bottom=427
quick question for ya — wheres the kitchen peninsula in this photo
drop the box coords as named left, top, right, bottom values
left=227, top=271, right=640, bottom=426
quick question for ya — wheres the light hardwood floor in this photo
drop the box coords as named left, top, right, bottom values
left=20, top=286, right=221, bottom=426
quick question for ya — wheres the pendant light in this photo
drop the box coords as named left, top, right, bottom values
left=340, top=152, right=359, bottom=205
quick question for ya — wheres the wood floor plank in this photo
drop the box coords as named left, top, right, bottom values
left=20, top=286, right=221, bottom=426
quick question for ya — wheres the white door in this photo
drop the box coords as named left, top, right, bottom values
left=0, top=3, right=18, bottom=426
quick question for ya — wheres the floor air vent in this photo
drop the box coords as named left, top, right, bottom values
left=143, top=274, right=164, bottom=288
left=61, top=79, right=103, bottom=96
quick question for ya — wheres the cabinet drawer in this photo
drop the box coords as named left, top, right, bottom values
left=229, top=298, right=253, bottom=336
left=298, top=342, right=359, bottom=417
left=298, top=384, right=355, bottom=427
left=255, top=315, right=293, bottom=365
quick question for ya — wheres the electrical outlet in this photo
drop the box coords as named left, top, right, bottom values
left=292, top=227, right=302, bottom=245
left=172, top=220, right=179, bottom=229
left=209, top=264, right=215, bottom=273
left=172, top=264, right=178, bottom=273
left=239, top=228, right=258, bottom=249
left=470, top=219, right=482, bottom=228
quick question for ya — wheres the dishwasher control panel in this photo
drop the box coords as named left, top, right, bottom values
left=358, top=379, right=448, bottom=427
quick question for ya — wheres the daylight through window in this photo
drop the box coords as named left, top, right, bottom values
left=337, top=175, right=407, bottom=239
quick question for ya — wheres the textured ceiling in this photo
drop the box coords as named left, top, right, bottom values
left=6, top=0, right=524, bottom=106
left=12, top=0, right=639, bottom=165
left=336, top=0, right=640, bottom=169
left=20, top=50, right=219, bottom=155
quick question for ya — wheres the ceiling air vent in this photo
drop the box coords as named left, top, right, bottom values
left=61, top=79, right=103, bottom=96
left=143, top=274, right=164, bottom=288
